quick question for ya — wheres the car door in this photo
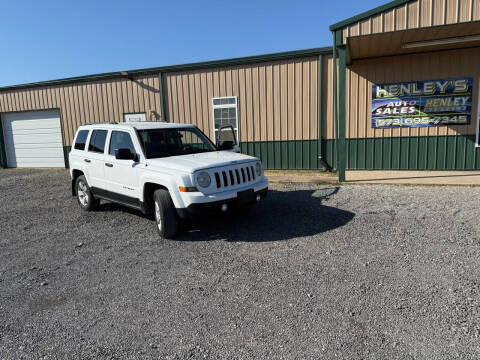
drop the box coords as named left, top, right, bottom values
left=85, top=129, right=108, bottom=190
left=103, top=130, right=140, bottom=201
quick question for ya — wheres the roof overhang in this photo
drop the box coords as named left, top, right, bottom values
left=346, top=21, right=480, bottom=64
left=330, top=0, right=411, bottom=31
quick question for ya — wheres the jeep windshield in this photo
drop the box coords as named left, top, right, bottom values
left=137, top=127, right=216, bottom=159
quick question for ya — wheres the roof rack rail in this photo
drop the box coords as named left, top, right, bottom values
left=83, top=122, right=119, bottom=125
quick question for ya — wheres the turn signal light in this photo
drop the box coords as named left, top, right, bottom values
left=179, top=186, right=198, bottom=192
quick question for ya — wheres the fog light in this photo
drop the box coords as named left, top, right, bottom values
left=221, top=204, right=228, bottom=212
left=256, top=195, right=261, bottom=202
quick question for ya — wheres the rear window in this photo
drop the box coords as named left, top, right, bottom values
left=88, top=130, right=108, bottom=153
left=74, top=130, right=89, bottom=150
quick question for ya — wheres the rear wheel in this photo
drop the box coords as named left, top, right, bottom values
left=75, top=175, right=99, bottom=211
left=154, top=189, right=179, bottom=238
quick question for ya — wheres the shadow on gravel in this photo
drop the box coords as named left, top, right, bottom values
left=176, top=186, right=355, bottom=242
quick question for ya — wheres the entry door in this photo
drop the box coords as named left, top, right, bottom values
left=85, top=129, right=108, bottom=189
left=2, top=110, right=64, bottom=167
left=104, top=130, right=140, bottom=199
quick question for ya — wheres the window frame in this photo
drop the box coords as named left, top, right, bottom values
left=211, top=96, right=238, bottom=143
left=87, top=129, right=108, bottom=154
left=108, top=130, right=136, bottom=157
left=74, top=129, right=90, bottom=151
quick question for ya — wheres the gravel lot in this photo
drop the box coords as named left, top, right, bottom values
left=1, top=169, right=480, bottom=359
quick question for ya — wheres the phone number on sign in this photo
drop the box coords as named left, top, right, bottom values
left=374, top=115, right=468, bottom=128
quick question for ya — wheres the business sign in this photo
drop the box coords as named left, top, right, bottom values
left=372, top=77, right=473, bottom=128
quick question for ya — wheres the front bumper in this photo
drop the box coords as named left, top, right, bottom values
left=176, top=187, right=268, bottom=219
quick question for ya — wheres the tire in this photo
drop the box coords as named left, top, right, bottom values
left=75, top=175, right=99, bottom=211
left=153, top=189, right=179, bottom=238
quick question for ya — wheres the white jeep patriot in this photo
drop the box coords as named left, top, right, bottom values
left=69, top=122, right=268, bottom=238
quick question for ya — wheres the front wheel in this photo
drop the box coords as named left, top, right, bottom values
left=154, top=189, right=179, bottom=238
left=75, top=175, right=99, bottom=211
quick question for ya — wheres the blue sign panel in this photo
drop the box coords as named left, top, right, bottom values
left=372, top=77, right=473, bottom=128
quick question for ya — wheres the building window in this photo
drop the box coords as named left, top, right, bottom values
left=212, top=96, right=238, bottom=142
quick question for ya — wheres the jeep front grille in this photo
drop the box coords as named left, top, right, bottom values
left=214, top=165, right=256, bottom=189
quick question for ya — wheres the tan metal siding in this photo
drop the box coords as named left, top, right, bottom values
left=163, top=56, right=328, bottom=142
left=323, top=55, right=336, bottom=140
left=0, top=54, right=332, bottom=151
left=342, top=0, right=480, bottom=43
left=0, top=74, right=164, bottom=146
left=345, top=47, right=479, bottom=139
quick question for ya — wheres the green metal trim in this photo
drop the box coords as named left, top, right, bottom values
left=158, top=72, right=166, bottom=121
left=317, top=54, right=323, bottom=165
left=63, top=146, right=72, bottom=169
left=240, top=140, right=335, bottom=170
left=337, top=45, right=347, bottom=182
left=345, top=135, right=480, bottom=170
left=0, top=114, right=7, bottom=168
left=335, top=30, right=344, bottom=47
left=330, top=0, right=412, bottom=31
left=0, top=47, right=333, bottom=91
left=332, top=32, right=338, bottom=171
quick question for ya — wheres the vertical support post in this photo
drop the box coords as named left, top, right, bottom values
left=337, top=45, right=347, bottom=182
left=317, top=54, right=323, bottom=168
left=332, top=33, right=338, bottom=172
left=158, top=72, right=167, bottom=122
left=0, top=114, right=7, bottom=168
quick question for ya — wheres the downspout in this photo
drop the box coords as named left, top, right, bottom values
left=317, top=54, right=330, bottom=171
left=158, top=72, right=167, bottom=122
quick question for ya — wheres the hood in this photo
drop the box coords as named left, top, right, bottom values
left=145, top=151, right=258, bottom=173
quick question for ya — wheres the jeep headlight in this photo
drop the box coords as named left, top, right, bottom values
left=196, top=171, right=211, bottom=188
left=255, top=162, right=262, bottom=176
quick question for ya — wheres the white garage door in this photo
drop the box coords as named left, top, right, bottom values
left=2, top=110, right=65, bottom=168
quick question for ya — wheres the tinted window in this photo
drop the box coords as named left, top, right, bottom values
left=74, top=130, right=89, bottom=150
left=88, top=130, right=108, bottom=153
left=138, top=128, right=215, bottom=159
left=109, top=131, right=136, bottom=155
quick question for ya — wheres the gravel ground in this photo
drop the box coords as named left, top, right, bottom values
left=1, top=169, right=480, bottom=359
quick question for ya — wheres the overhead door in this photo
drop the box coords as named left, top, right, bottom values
left=2, top=110, right=65, bottom=168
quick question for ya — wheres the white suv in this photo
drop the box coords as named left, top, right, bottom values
left=69, top=122, right=268, bottom=238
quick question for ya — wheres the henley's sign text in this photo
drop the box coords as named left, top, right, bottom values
left=371, top=78, right=472, bottom=128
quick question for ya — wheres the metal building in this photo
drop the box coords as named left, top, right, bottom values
left=0, top=0, right=479, bottom=181
left=0, top=48, right=335, bottom=170
left=332, top=0, right=480, bottom=180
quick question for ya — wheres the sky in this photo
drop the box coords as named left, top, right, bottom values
left=0, top=0, right=385, bottom=87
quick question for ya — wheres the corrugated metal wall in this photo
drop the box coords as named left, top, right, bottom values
left=345, top=47, right=480, bottom=169
left=163, top=55, right=337, bottom=169
left=163, top=57, right=324, bottom=142
left=342, top=0, right=480, bottom=44
left=346, top=47, right=479, bottom=139
left=0, top=54, right=337, bottom=170
left=0, top=75, right=164, bottom=146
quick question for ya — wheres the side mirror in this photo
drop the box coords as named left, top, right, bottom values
left=217, top=140, right=234, bottom=150
left=115, top=148, right=138, bottom=162
left=216, top=125, right=237, bottom=151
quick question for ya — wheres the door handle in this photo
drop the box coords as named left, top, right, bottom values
left=105, top=163, right=113, bottom=167
left=84, top=159, right=91, bottom=163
